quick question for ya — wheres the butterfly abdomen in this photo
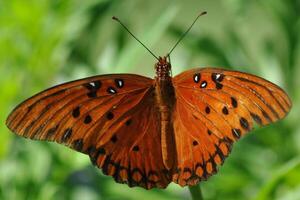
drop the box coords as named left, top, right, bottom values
left=154, top=77, right=176, bottom=170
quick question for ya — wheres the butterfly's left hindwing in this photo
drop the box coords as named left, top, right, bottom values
left=171, top=68, right=291, bottom=186
left=6, top=74, right=171, bottom=189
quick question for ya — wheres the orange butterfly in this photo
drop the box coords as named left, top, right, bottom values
left=6, top=12, right=292, bottom=189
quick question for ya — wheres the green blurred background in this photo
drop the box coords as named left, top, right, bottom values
left=0, top=0, right=299, bottom=199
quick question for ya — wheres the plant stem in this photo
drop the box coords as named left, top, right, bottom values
left=188, top=185, right=204, bottom=200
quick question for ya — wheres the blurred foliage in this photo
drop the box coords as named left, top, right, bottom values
left=0, top=0, right=299, bottom=199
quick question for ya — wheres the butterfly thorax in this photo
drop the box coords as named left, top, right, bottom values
left=155, top=56, right=171, bottom=81
left=154, top=56, right=177, bottom=170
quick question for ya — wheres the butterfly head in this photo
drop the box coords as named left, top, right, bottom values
left=155, top=56, right=171, bottom=80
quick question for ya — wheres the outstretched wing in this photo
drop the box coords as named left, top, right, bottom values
left=6, top=74, right=171, bottom=189
left=171, top=68, right=292, bottom=186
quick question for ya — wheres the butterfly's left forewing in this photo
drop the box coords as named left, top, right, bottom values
left=6, top=74, right=171, bottom=189
left=171, top=68, right=291, bottom=186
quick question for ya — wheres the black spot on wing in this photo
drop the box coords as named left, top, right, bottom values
left=193, top=73, right=201, bottom=83
left=106, top=112, right=114, bottom=120
left=115, top=79, right=124, bottom=88
left=240, top=117, right=250, bottom=130
left=72, top=106, right=80, bottom=118
left=133, top=145, right=139, bottom=152
left=231, top=97, right=238, bottom=108
left=211, top=73, right=224, bottom=89
left=107, top=87, right=117, bottom=94
left=232, top=128, right=241, bottom=139
left=73, top=139, right=84, bottom=151
left=222, top=106, right=229, bottom=115
left=205, top=106, right=210, bottom=114
left=84, top=115, right=92, bottom=124
left=250, top=112, right=263, bottom=125
left=200, top=81, right=207, bottom=88
left=62, top=128, right=72, bottom=142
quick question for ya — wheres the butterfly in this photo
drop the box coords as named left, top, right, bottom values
left=6, top=13, right=292, bottom=190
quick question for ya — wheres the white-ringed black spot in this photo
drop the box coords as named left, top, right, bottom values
left=211, top=73, right=224, bottom=89
left=222, top=106, right=229, bottom=115
left=212, top=73, right=224, bottom=82
left=200, top=81, right=207, bottom=88
left=193, top=140, right=198, bottom=146
left=205, top=106, right=210, bottom=114
left=193, top=73, right=201, bottom=83
left=133, top=145, right=139, bottom=152
left=231, top=97, right=238, bottom=108
left=84, top=115, right=92, bottom=124
left=107, top=87, right=117, bottom=94
left=72, top=106, right=80, bottom=118
left=115, top=79, right=124, bottom=88
left=240, top=117, right=249, bottom=130
left=84, top=81, right=101, bottom=98
left=62, top=128, right=72, bottom=142
left=106, top=112, right=114, bottom=120
left=84, top=80, right=101, bottom=90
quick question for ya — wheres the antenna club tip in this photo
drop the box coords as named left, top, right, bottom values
left=200, top=11, right=207, bottom=16
left=112, top=16, right=119, bottom=21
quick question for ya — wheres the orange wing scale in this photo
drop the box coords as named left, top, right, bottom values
left=171, top=68, right=291, bottom=186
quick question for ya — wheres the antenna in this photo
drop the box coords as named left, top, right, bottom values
left=112, top=16, right=159, bottom=61
left=168, top=11, right=207, bottom=56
